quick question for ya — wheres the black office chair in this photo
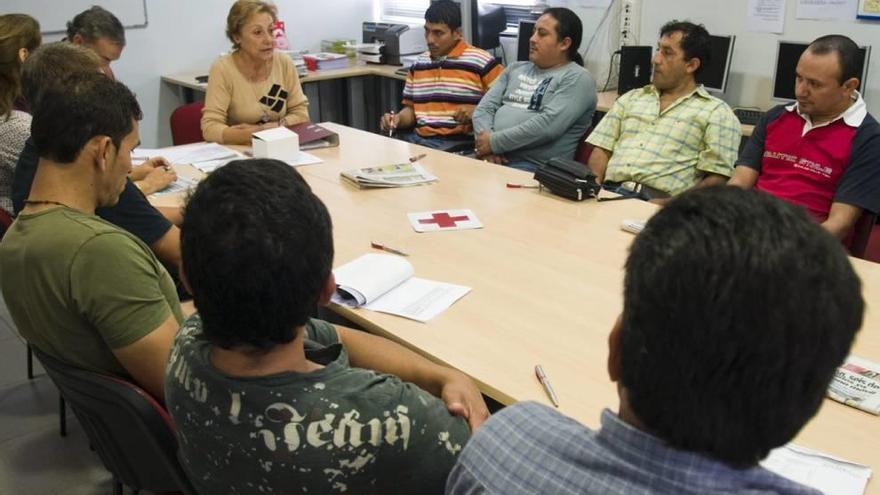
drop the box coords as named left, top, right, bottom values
left=31, top=347, right=196, bottom=495
left=849, top=211, right=878, bottom=260
left=475, top=3, right=507, bottom=52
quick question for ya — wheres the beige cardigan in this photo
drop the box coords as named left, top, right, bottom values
left=201, top=52, right=309, bottom=144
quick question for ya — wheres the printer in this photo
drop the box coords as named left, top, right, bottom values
left=361, top=22, right=427, bottom=65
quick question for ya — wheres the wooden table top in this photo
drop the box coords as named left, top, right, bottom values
left=153, top=124, right=878, bottom=492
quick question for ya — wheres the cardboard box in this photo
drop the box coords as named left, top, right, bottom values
left=252, top=127, right=299, bottom=163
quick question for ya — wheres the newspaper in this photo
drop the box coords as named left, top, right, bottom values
left=827, top=355, right=880, bottom=415
left=340, top=162, right=437, bottom=188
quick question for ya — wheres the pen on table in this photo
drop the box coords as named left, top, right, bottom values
left=535, top=364, right=559, bottom=407
left=506, top=183, right=539, bottom=189
left=388, top=110, right=395, bottom=137
left=409, top=153, right=426, bottom=163
left=371, top=241, right=409, bottom=257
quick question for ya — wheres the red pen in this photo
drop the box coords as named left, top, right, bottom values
left=371, top=241, right=409, bottom=257
left=507, top=183, right=539, bottom=189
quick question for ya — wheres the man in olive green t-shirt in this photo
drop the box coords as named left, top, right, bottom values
left=0, top=73, right=182, bottom=401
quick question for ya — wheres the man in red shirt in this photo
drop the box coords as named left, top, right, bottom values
left=729, top=35, right=880, bottom=240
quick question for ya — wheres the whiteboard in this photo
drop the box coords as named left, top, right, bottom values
left=3, top=0, right=148, bottom=35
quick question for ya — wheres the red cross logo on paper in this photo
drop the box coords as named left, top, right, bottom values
left=408, top=209, right=483, bottom=233
left=418, top=212, right=471, bottom=228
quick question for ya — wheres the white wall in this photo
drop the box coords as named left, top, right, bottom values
left=500, top=0, right=880, bottom=116
left=35, top=0, right=373, bottom=147
left=638, top=0, right=880, bottom=113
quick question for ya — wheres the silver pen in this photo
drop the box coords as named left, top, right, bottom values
left=535, top=364, right=559, bottom=407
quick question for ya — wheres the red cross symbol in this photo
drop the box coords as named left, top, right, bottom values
left=418, top=212, right=470, bottom=228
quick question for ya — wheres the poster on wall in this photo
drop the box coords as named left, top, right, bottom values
left=797, top=0, right=858, bottom=20
left=857, top=0, right=880, bottom=19
left=746, top=0, right=787, bottom=33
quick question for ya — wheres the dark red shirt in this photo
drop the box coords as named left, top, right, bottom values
left=738, top=102, right=880, bottom=222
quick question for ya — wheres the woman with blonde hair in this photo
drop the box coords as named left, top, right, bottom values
left=0, top=13, right=41, bottom=219
left=201, top=0, right=309, bottom=145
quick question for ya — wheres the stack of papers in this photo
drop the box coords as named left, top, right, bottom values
left=331, top=253, right=470, bottom=322
left=302, top=52, right=349, bottom=71
left=761, top=444, right=872, bottom=495
left=152, top=175, right=199, bottom=196
left=341, top=163, right=437, bottom=188
left=134, top=143, right=239, bottom=165
left=620, top=219, right=646, bottom=234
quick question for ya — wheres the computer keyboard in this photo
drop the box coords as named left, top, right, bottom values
left=734, top=108, right=765, bottom=126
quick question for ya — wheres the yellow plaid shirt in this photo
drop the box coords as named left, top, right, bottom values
left=587, top=85, right=741, bottom=195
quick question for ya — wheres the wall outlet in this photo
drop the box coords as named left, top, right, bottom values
left=619, top=0, right=641, bottom=47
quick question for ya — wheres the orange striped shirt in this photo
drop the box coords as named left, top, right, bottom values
left=402, top=40, right=503, bottom=137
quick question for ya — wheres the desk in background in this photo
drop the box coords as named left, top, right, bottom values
left=153, top=125, right=879, bottom=493
left=162, top=64, right=407, bottom=133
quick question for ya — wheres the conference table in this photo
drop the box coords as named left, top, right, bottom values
left=152, top=123, right=878, bottom=493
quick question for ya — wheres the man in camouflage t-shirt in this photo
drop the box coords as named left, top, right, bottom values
left=165, top=159, right=485, bottom=494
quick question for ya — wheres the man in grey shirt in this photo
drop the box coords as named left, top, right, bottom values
left=446, top=186, right=863, bottom=494
left=472, top=7, right=596, bottom=172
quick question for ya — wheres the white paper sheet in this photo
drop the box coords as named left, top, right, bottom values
left=151, top=175, right=199, bottom=196
left=761, top=444, right=872, bottom=495
left=132, top=143, right=239, bottom=165
left=365, top=277, right=471, bottom=323
left=282, top=151, right=323, bottom=167
left=746, top=0, right=787, bottom=33
left=796, top=0, right=858, bottom=19
left=332, top=253, right=471, bottom=322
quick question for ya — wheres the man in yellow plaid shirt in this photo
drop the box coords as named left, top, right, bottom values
left=587, top=21, right=741, bottom=201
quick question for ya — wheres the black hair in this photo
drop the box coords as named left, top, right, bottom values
left=66, top=6, right=126, bottom=46
left=425, top=0, right=461, bottom=31
left=809, top=34, right=862, bottom=85
left=181, top=159, right=335, bottom=350
left=543, top=7, right=584, bottom=66
left=31, top=71, right=141, bottom=163
left=620, top=186, right=862, bottom=467
left=659, top=20, right=711, bottom=75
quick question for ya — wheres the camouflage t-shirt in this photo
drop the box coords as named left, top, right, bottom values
left=165, top=314, right=470, bottom=494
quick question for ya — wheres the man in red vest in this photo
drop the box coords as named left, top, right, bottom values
left=729, top=35, right=880, bottom=240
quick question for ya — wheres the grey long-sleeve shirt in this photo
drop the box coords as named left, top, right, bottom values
left=472, top=61, right=597, bottom=165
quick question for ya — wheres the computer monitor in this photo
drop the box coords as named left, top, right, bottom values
left=517, top=19, right=535, bottom=61
left=475, top=3, right=507, bottom=50
left=772, top=41, right=871, bottom=101
left=695, top=35, right=735, bottom=93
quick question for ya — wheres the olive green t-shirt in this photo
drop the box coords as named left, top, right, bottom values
left=0, top=206, right=183, bottom=376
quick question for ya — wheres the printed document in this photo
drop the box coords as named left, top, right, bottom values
left=331, top=253, right=470, bottom=322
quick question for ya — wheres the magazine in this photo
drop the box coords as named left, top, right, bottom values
left=340, top=162, right=437, bottom=188
left=827, top=354, right=880, bottom=415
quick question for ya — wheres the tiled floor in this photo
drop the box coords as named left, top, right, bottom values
left=0, top=305, right=115, bottom=494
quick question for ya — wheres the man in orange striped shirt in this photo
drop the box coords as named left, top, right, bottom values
left=380, top=0, right=503, bottom=149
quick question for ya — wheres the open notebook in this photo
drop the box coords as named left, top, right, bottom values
left=331, top=253, right=470, bottom=322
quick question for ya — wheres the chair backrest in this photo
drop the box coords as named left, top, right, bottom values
left=0, top=208, right=12, bottom=239
left=170, top=102, right=205, bottom=146
left=574, top=126, right=595, bottom=166
left=849, top=211, right=878, bottom=260
left=31, top=347, right=196, bottom=495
